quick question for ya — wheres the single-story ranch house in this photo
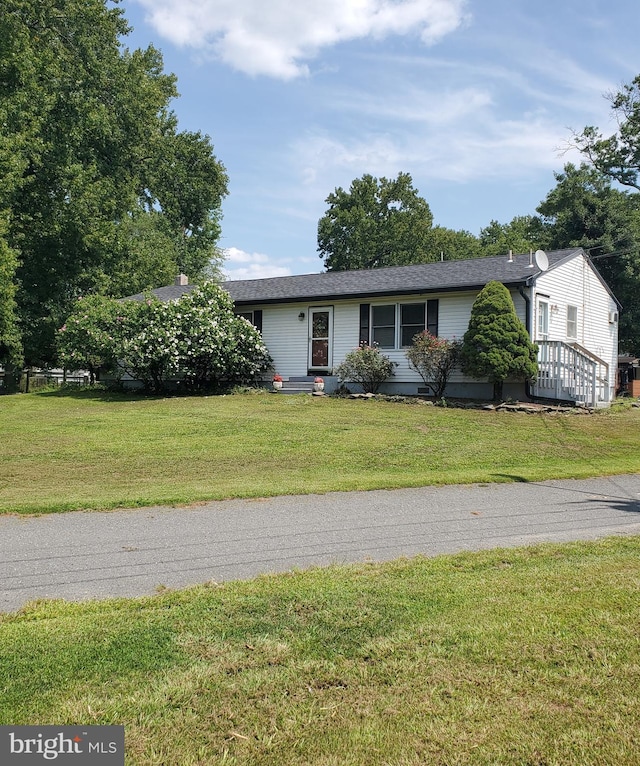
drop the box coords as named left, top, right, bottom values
left=130, top=247, right=620, bottom=406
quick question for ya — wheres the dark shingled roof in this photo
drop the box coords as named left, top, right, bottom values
left=125, top=249, right=583, bottom=305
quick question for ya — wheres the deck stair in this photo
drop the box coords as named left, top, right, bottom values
left=533, top=341, right=610, bottom=407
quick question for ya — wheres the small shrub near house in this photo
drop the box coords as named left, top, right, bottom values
left=335, top=343, right=396, bottom=394
left=405, top=331, right=462, bottom=399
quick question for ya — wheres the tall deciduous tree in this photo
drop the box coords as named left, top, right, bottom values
left=0, top=0, right=228, bottom=366
left=479, top=215, right=549, bottom=257
left=573, top=75, right=640, bottom=191
left=460, top=281, right=538, bottom=401
left=0, top=227, right=23, bottom=369
left=537, top=163, right=640, bottom=354
left=425, top=226, right=483, bottom=261
left=317, top=173, right=435, bottom=271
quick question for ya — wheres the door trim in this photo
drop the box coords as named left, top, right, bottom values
left=308, top=306, right=333, bottom=372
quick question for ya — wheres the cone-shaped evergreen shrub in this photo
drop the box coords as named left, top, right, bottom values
left=460, top=281, right=538, bottom=401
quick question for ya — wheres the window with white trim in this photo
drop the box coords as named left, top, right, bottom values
left=566, top=305, right=577, bottom=339
left=538, top=300, right=549, bottom=338
left=401, top=303, right=426, bottom=347
left=368, top=300, right=438, bottom=349
left=371, top=305, right=396, bottom=348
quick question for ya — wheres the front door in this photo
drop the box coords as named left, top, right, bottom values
left=309, top=307, right=333, bottom=371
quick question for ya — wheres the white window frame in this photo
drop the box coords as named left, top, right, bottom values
left=371, top=304, right=397, bottom=349
left=370, top=302, right=433, bottom=349
left=537, top=300, right=549, bottom=339
left=566, top=305, right=578, bottom=339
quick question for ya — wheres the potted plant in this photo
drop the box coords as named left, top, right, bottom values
left=272, top=373, right=283, bottom=391
left=313, top=376, right=325, bottom=392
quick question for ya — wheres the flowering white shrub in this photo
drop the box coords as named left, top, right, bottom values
left=173, top=282, right=272, bottom=390
left=119, top=297, right=183, bottom=392
left=58, top=282, right=272, bottom=393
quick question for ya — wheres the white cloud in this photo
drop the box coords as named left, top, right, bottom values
left=327, top=84, right=494, bottom=127
left=134, top=0, right=469, bottom=78
left=223, top=247, right=294, bottom=280
left=291, top=106, right=581, bottom=195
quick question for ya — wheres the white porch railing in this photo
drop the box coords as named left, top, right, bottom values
left=533, top=341, right=610, bottom=407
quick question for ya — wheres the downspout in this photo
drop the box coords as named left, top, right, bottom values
left=518, top=283, right=534, bottom=401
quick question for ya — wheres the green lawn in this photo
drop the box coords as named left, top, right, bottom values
left=1, top=537, right=639, bottom=765
left=1, top=389, right=640, bottom=514
left=2, top=390, right=639, bottom=764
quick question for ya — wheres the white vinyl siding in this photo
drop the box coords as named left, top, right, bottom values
left=534, top=252, right=618, bottom=401
left=245, top=289, right=528, bottom=384
left=234, top=254, right=616, bottom=402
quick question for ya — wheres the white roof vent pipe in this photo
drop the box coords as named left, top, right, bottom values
left=507, top=250, right=514, bottom=263
left=527, top=250, right=534, bottom=268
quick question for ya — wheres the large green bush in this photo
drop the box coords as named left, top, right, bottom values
left=460, top=281, right=538, bottom=401
left=118, top=296, right=183, bottom=392
left=171, top=282, right=272, bottom=391
left=57, top=295, right=126, bottom=384
left=58, top=283, right=272, bottom=393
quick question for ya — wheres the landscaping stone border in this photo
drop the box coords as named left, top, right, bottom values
left=344, top=393, right=640, bottom=414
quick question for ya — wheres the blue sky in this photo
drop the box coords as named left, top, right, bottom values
left=120, top=0, right=640, bottom=280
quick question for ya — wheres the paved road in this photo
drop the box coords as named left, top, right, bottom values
left=2, top=474, right=640, bottom=613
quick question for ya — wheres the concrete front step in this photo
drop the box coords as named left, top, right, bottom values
left=280, top=384, right=314, bottom=394
left=273, top=376, right=325, bottom=395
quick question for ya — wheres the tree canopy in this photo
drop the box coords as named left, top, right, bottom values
left=568, top=73, right=640, bottom=353
left=573, top=75, right=640, bottom=191
left=317, top=173, right=434, bottom=271
left=537, top=163, right=640, bottom=354
left=479, top=215, right=548, bottom=257
left=1, top=0, right=228, bottom=366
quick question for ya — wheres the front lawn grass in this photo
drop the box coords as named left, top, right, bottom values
left=1, top=390, right=640, bottom=514
left=1, top=537, right=639, bottom=765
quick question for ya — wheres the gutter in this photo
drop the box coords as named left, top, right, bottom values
left=518, top=285, right=534, bottom=401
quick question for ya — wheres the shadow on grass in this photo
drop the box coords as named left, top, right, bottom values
left=20, top=385, right=241, bottom=403
left=28, top=386, right=162, bottom=402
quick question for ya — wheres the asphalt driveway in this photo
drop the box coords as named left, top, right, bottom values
left=2, top=474, right=640, bottom=613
